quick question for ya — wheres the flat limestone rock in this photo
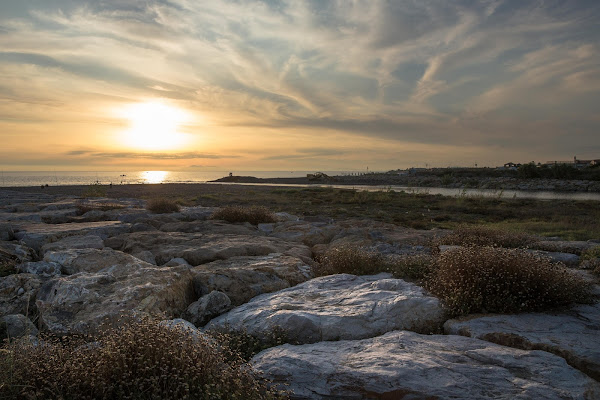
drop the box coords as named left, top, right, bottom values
left=444, top=303, right=600, bottom=381
left=252, top=330, right=600, bottom=400
left=206, top=274, right=445, bottom=343
left=192, top=254, right=313, bottom=307
left=40, top=234, right=104, bottom=256
left=105, top=231, right=311, bottom=266
left=44, top=248, right=149, bottom=275
left=13, top=221, right=129, bottom=251
left=36, top=262, right=194, bottom=334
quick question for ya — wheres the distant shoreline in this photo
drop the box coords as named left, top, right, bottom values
left=210, top=173, right=600, bottom=193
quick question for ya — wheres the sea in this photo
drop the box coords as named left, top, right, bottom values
left=0, top=170, right=353, bottom=187
left=2, top=170, right=600, bottom=201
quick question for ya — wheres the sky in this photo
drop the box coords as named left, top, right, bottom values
left=1, top=0, right=599, bottom=172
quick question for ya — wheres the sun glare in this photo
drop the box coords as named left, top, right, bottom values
left=142, top=170, right=168, bottom=184
left=120, top=101, right=190, bottom=151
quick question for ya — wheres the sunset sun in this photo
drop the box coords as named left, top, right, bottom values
left=120, top=101, right=190, bottom=151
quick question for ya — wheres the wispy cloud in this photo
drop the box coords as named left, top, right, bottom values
left=1, top=0, right=599, bottom=169
left=65, top=150, right=236, bottom=160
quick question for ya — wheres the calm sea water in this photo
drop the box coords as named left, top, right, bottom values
left=0, top=170, right=349, bottom=187
left=2, top=170, right=599, bottom=201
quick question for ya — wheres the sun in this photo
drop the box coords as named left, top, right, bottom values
left=120, top=100, right=190, bottom=151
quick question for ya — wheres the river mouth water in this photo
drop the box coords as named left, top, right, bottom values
left=207, top=182, right=600, bottom=201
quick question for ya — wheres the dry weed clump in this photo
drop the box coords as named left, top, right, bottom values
left=206, top=325, right=292, bottom=363
left=314, top=245, right=435, bottom=281
left=146, top=198, right=181, bottom=214
left=427, top=246, right=592, bottom=316
left=435, top=225, right=536, bottom=249
left=0, top=317, right=284, bottom=400
left=210, top=206, right=276, bottom=225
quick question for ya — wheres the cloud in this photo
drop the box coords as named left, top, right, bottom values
left=65, top=150, right=237, bottom=160
left=0, top=0, right=599, bottom=167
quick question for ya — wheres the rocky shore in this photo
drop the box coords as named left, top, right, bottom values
left=213, top=173, right=600, bottom=192
left=1, top=187, right=599, bottom=399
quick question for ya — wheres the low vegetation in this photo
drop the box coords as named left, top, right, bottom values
left=211, top=205, right=277, bottom=225
left=434, top=225, right=536, bottom=249
left=0, top=250, right=18, bottom=277
left=206, top=325, right=292, bottom=363
left=76, top=201, right=125, bottom=215
left=314, top=245, right=435, bottom=281
left=0, top=317, right=284, bottom=400
left=29, top=183, right=600, bottom=240
left=426, top=246, right=592, bottom=316
left=81, top=183, right=107, bottom=198
left=146, top=198, right=181, bottom=214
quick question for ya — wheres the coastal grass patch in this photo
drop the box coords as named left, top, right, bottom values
left=81, top=183, right=107, bottom=198
left=210, top=205, right=276, bottom=225
left=426, top=246, right=593, bottom=316
left=49, top=183, right=600, bottom=241
left=0, top=317, right=284, bottom=400
left=146, top=197, right=181, bottom=214
left=434, top=225, right=536, bottom=249
left=314, top=245, right=435, bottom=281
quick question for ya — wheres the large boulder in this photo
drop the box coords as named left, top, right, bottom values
left=12, top=221, right=129, bottom=252
left=0, top=273, right=42, bottom=316
left=17, top=261, right=62, bottom=278
left=1, top=314, right=38, bottom=339
left=44, top=248, right=147, bottom=275
left=36, top=262, right=194, bottom=334
left=192, top=254, right=313, bottom=306
left=182, top=291, right=232, bottom=327
left=0, top=223, right=14, bottom=241
left=206, top=274, right=445, bottom=344
left=252, top=330, right=600, bottom=399
left=40, top=234, right=104, bottom=256
left=105, top=231, right=311, bottom=266
left=444, top=303, right=600, bottom=381
left=269, top=221, right=339, bottom=247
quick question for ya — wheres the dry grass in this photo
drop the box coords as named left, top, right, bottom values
left=210, top=206, right=276, bottom=225
left=314, top=245, right=435, bottom=281
left=146, top=198, right=181, bottom=214
left=0, top=317, right=284, bottom=400
left=206, top=325, right=292, bottom=363
left=426, top=246, right=592, bottom=316
left=581, top=246, right=600, bottom=261
left=435, top=225, right=536, bottom=249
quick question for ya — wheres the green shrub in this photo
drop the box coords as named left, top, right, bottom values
left=314, top=246, right=435, bottom=281
left=435, top=225, right=536, bottom=249
left=146, top=198, right=181, bottom=214
left=210, top=206, right=276, bottom=225
left=426, top=246, right=592, bottom=316
left=0, top=317, right=284, bottom=400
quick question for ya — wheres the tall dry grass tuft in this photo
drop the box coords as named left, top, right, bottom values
left=0, top=316, right=285, bottom=399
left=435, top=225, right=536, bottom=249
left=210, top=206, right=276, bottom=225
left=314, top=245, right=435, bottom=281
left=426, top=246, right=592, bottom=316
left=146, top=198, right=181, bottom=214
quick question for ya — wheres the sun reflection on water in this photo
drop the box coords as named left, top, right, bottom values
left=142, top=170, right=168, bottom=184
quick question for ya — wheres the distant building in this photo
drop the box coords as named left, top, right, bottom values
left=502, top=162, right=522, bottom=170
left=544, top=156, right=600, bottom=168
